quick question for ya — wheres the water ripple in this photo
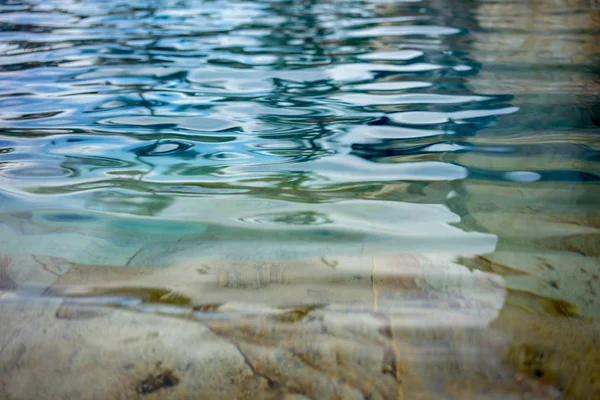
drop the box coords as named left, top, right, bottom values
left=0, top=0, right=597, bottom=226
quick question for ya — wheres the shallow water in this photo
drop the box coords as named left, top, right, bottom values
left=0, top=0, right=599, bottom=399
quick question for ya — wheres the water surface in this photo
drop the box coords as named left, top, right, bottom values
left=0, top=0, right=598, bottom=398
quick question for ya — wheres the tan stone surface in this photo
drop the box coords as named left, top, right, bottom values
left=0, top=253, right=579, bottom=399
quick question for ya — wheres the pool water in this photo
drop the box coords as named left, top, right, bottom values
left=0, top=0, right=598, bottom=398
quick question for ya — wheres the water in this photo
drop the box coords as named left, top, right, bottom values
left=0, top=0, right=598, bottom=398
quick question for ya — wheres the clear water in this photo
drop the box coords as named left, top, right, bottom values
left=0, top=0, right=598, bottom=398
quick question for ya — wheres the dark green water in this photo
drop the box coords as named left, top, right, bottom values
left=0, top=0, right=598, bottom=398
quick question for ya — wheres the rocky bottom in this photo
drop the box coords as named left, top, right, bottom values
left=0, top=254, right=598, bottom=399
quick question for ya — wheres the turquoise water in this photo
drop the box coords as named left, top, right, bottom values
left=0, top=0, right=599, bottom=398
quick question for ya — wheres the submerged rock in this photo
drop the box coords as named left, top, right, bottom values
left=0, top=253, right=585, bottom=399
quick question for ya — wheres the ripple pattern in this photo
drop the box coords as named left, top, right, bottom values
left=0, top=0, right=534, bottom=200
left=0, top=0, right=598, bottom=254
